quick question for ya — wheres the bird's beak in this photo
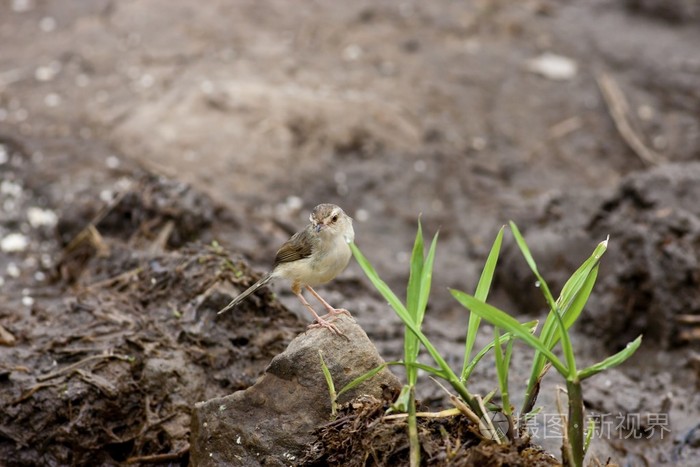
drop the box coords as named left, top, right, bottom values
left=314, top=223, right=323, bottom=233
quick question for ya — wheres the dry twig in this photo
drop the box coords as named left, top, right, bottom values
left=126, top=445, right=190, bottom=464
left=596, top=71, right=665, bottom=166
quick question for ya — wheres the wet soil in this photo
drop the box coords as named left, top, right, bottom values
left=303, top=396, right=560, bottom=467
left=1, top=0, right=700, bottom=465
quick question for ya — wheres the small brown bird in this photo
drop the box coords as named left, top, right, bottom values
left=218, top=204, right=354, bottom=335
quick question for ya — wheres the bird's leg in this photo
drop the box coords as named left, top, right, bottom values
left=305, top=286, right=353, bottom=321
left=292, top=285, right=343, bottom=336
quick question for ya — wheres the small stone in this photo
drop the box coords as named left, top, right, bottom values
left=12, top=0, right=33, bottom=12
left=527, top=53, right=578, bottom=81
left=0, top=323, right=16, bottom=346
left=342, top=44, right=363, bottom=61
left=7, top=263, right=20, bottom=278
left=1, top=180, right=23, bottom=197
left=27, top=207, right=58, bottom=228
left=1, top=233, right=29, bottom=252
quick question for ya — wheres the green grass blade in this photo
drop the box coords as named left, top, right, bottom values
left=462, top=332, right=508, bottom=381
left=552, top=299, right=577, bottom=378
left=451, top=290, right=568, bottom=375
left=556, top=238, right=607, bottom=315
left=541, top=238, right=607, bottom=352
left=462, top=320, right=537, bottom=380
left=523, top=237, right=607, bottom=411
left=462, top=226, right=504, bottom=381
left=493, top=327, right=511, bottom=415
left=557, top=266, right=599, bottom=334
left=352, top=243, right=488, bottom=423
left=404, top=229, right=438, bottom=385
left=418, top=232, right=438, bottom=325
left=391, top=361, right=446, bottom=376
left=337, top=362, right=387, bottom=398
left=502, top=335, right=515, bottom=415
left=319, top=351, right=337, bottom=416
left=405, top=221, right=425, bottom=385
left=584, top=417, right=596, bottom=454
left=351, top=243, right=409, bottom=316
left=577, top=336, right=642, bottom=380
left=337, top=360, right=450, bottom=400
left=509, top=221, right=557, bottom=310
left=407, top=220, right=425, bottom=318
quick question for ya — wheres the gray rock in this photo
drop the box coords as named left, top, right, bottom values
left=190, top=315, right=401, bottom=466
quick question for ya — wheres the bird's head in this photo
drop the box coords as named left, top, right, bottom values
left=310, top=203, right=354, bottom=243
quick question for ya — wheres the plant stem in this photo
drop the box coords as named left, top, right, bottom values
left=565, top=379, right=584, bottom=467
left=408, top=387, right=420, bottom=467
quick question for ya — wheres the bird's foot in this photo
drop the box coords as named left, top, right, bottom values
left=307, top=317, right=346, bottom=337
left=319, top=307, right=354, bottom=322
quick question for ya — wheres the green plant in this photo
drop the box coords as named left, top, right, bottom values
left=318, top=350, right=337, bottom=417
left=451, top=223, right=641, bottom=467
left=351, top=221, right=503, bottom=466
left=350, top=223, right=511, bottom=444
left=338, top=220, right=640, bottom=467
left=461, top=227, right=504, bottom=381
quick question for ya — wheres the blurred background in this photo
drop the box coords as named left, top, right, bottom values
left=1, top=0, right=699, bottom=465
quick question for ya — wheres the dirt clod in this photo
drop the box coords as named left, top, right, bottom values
left=302, top=396, right=560, bottom=467
left=0, top=170, right=302, bottom=465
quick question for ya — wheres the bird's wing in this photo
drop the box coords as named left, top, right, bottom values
left=274, top=228, right=314, bottom=266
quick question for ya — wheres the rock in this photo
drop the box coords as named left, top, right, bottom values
left=190, top=315, right=401, bottom=466
left=0, top=323, right=16, bottom=346
left=526, top=53, right=578, bottom=81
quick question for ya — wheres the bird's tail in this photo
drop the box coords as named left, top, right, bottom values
left=218, top=273, right=273, bottom=315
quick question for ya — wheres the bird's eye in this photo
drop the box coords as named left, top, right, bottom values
left=331, top=215, right=338, bottom=222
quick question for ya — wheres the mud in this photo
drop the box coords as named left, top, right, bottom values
left=302, top=396, right=561, bottom=467
left=1, top=157, right=302, bottom=464
left=2, top=0, right=700, bottom=465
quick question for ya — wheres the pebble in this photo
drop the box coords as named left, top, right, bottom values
left=1, top=233, right=28, bottom=252
left=1, top=180, right=23, bottom=197
left=27, top=207, right=58, bottom=227
left=527, top=53, right=578, bottom=81
left=7, top=263, right=21, bottom=278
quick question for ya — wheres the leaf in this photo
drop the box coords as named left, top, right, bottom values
left=462, top=227, right=504, bottom=380
left=405, top=221, right=425, bottom=385
left=337, top=363, right=387, bottom=398
left=319, top=351, right=337, bottom=416
left=337, top=360, right=448, bottom=400
left=577, top=336, right=642, bottom=380
left=352, top=242, right=488, bottom=424
left=509, top=221, right=557, bottom=310
left=493, top=326, right=512, bottom=415
left=461, top=320, right=537, bottom=381
left=404, top=224, right=438, bottom=386
left=351, top=243, right=408, bottom=317
left=417, top=232, right=438, bottom=327
left=524, top=237, right=608, bottom=410
left=451, top=290, right=568, bottom=376
left=407, top=221, right=425, bottom=321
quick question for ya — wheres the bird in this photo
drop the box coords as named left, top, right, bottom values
left=218, top=203, right=355, bottom=335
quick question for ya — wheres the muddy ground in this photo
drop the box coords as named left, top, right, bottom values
left=1, top=0, right=699, bottom=465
